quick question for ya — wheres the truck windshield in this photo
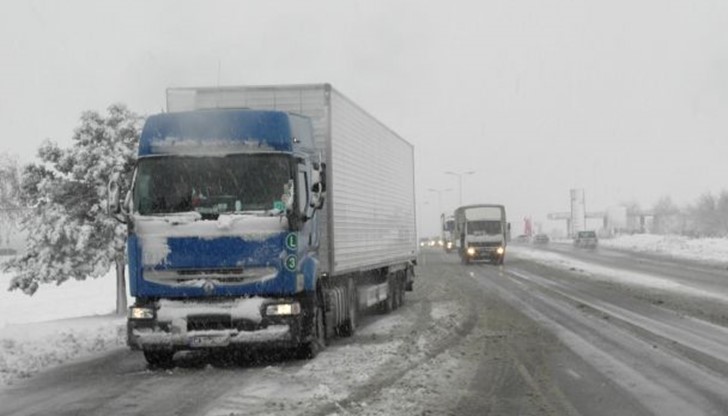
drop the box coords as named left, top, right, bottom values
left=133, top=154, right=292, bottom=216
left=467, top=220, right=502, bottom=235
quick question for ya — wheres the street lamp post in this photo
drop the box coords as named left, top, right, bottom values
left=444, top=171, right=475, bottom=206
left=427, top=188, right=452, bottom=218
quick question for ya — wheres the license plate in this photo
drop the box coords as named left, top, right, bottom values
left=190, top=335, right=230, bottom=348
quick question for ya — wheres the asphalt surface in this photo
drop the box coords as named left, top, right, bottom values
left=1, top=245, right=728, bottom=415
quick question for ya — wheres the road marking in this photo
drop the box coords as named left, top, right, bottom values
left=565, top=369, right=582, bottom=380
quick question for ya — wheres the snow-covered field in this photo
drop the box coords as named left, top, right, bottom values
left=2, top=233, right=727, bottom=389
left=0, top=267, right=128, bottom=387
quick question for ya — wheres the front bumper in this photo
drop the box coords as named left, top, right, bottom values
left=128, top=323, right=296, bottom=351
left=127, top=299, right=305, bottom=352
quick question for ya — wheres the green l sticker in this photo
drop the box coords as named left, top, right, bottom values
left=285, top=233, right=298, bottom=250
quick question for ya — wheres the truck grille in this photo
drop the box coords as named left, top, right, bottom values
left=187, top=315, right=231, bottom=331
left=186, top=315, right=259, bottom=332
left=178, top=268, right=244, bottom=276
left=144, top=267, right=277, bottom=286
left=469, top=242, right=501, bottom=248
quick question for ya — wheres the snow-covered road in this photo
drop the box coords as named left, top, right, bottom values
left=2, top=245, right=728, bottom=415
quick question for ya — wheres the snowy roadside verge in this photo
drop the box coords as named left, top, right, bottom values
left=598, top=234, right=728, bottom=267
left=0, top=267, right=129, bottom=388
left=0, top=315, right=126, bottom=387
left=508, top=245, right=728, bottom=304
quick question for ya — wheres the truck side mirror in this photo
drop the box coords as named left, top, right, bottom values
left=309, top=162, right=326, bottom=210
left=310, top=182, right=325, bottom=210
left=108, top=175, right=121, bottom=215
left=107, top=173, right=129, bottom=223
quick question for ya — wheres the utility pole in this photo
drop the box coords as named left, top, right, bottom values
left=428, top=188, right=452, bottom=217
left=444, top=171, right=475, bottom=206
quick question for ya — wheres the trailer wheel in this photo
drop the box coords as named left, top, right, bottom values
left=143, top=350, right=175, bottom=369
left=380, top=277, right=396, bottom=314
left=395, top=273, right=405, bottom=308
left=338, top=279, right=358, bottom=337
left=297, top=296, right=326, bottom=359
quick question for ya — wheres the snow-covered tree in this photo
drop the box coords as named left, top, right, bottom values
left=716, top=191, right=728, bottom=237
left=689, top=193, right=721, bottom=237
left=0, top=153, right=23, bottom=245
left=652, top=196, right=684, bottom=235
left=4, top=105, right=141, bottom=314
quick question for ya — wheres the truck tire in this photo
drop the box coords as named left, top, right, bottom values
left=337, top=279, right=358, bottom=337
left=143, top=350, right=175, bottom=369
left=395, top=274, right=405, bottom=308
left=297, top=297, right=326, bottom=359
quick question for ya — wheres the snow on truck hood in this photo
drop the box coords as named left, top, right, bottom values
left=133, top=212, right=288, bottom=266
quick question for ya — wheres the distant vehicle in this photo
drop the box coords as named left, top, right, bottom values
left=419, top=238, right=430, bottom=247
left=532, top=234, right=550, bottom=245
left=514, top=234, right=530, bottom=244
left=453, top=204, right=508, bottom=265
left=440, top=213, right=455, bottom=253
left=574, top=230, right=598, bottom=249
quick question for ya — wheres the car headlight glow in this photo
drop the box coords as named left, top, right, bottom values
left=265, top=302, right=301, bottom=316
left=128, top=307, right=154, bottom=320
left=467, top=247, right=476, bottom=256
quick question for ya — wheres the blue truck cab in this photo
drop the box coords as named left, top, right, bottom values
left=121, top=109, right=327, bottom=366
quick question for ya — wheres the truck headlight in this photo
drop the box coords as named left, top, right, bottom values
left=265, top=302, right=301, bottom=316
left=496, top=246, right=505, bottom=255
left=467, top=247, right=476, bottom=256
left=446, top=242, right=453, bottom=248
left=128, top=307, right=154, bottom=320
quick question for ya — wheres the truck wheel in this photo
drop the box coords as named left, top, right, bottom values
left=395, top=271, right=407, bottom=309
left=297, top=299, right=326, bottom=359
left=143, top=350, right=175, bottom=369
left=338, top=279, right=358, bottom=337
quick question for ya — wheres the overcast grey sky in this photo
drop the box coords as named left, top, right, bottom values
left=1, top=0, right=726, bottom=236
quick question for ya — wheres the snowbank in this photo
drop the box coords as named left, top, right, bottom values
left=599, top=234, right=728, bottom=266
left=0, top=315, right=126, bottom=387
left=0, top=267, right=129, bottom=387
left=509, top=246, right=728, bottom=303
